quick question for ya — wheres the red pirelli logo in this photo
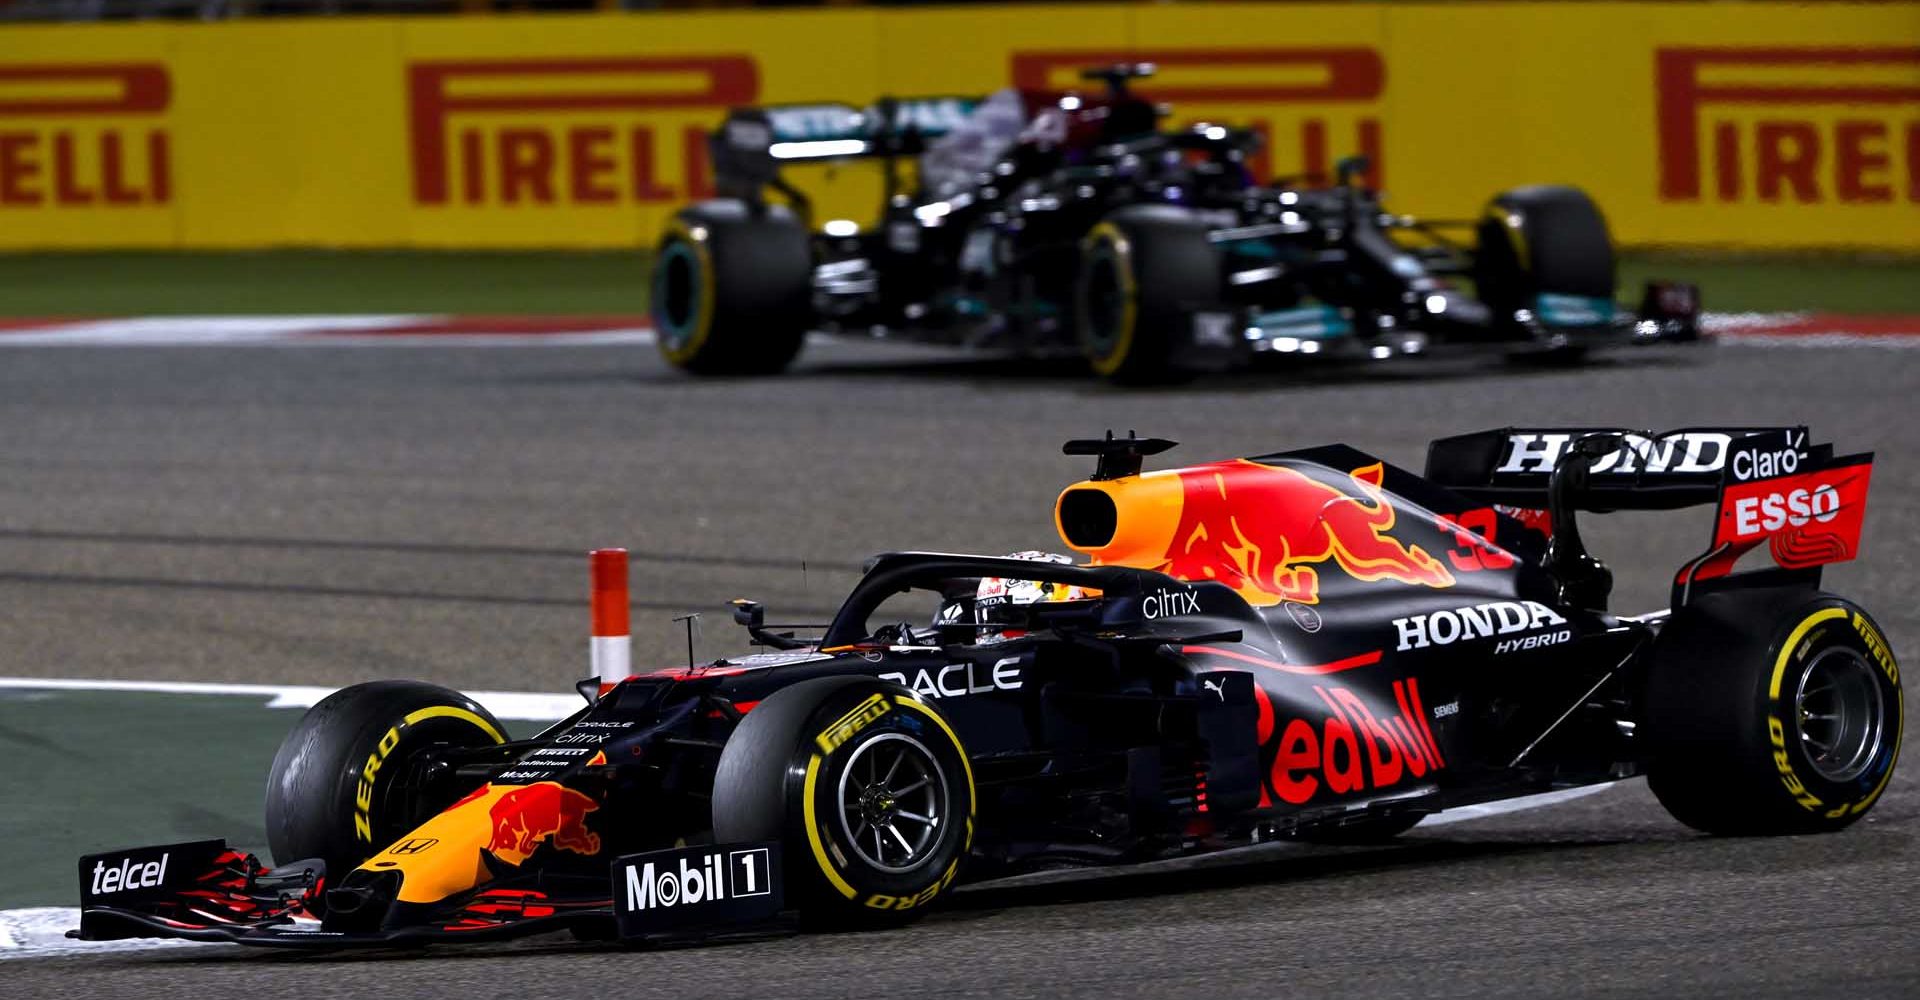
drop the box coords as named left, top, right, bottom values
left=1657, top=46, right=1920, bottom=205
left=0, top=63, right=171, bottom=208
left=1012, top=48, right=1387, bottom=185
left=408, top=56, right=758, bottom=207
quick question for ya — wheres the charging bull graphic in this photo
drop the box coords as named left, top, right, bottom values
left=1161, top=460, right=1454, bottom=605
left=486, top=782, right=602, bottom=864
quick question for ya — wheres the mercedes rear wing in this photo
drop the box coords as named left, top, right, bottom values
left=710, top=97, right=978, bottom=217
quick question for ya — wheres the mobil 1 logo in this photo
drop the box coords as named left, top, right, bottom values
left=612, top=841, right=782, bottom=937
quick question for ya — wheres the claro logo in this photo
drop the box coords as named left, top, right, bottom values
left=1012, top=48, right=1387, bottom=185
left=0, top=63, right=171, bottom=208
left=1657, top=46, right=1920, bottom=205
left=407, top=56, right=758, bottom=206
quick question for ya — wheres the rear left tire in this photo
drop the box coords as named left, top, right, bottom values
left=1643, top=591, right=1902, bottom=836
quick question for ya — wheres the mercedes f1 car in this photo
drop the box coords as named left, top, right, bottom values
left=649, top=65, right=1701, bottom=381
left=76, top=427, right=1891, bottom=947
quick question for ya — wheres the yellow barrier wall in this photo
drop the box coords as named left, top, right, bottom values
left=1, top=4, right=1915, bottom=249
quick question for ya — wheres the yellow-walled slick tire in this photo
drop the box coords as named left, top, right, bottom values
left=651, top=200, right=812, bottom=375
left=265, top=680, right=506, bottom=885
left=1075, top=205, right=1220, bottom=384
left=1644, top=591, right=1901, bottom=836
left=712, top=676, right=974, bottom=928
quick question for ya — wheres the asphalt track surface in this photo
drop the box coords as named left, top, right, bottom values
left=2, top=337, right=1917, bottom=998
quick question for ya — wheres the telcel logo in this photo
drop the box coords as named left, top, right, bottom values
left=90, top=853, right=168, bottom=895
left=1394, top=600, right=1567, bottom=651
left=624, top=848, right=771, bottom=911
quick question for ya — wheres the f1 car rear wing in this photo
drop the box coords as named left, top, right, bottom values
left=1424, top=427, right=1821, bottom=511
left=710, top=97, right=979, bottom=213
left=1425, top=427, right=1873, bottom=609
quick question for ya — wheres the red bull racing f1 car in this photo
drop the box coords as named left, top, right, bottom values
left=75, top=427, right=1893, bottom=947
left=650, top=64, right=1701, bottom=381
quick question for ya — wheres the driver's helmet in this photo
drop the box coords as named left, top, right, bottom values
left=940, top=551, right=1093, bottom=641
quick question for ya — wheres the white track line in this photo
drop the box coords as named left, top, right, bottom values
left=0, top=907, right=207, bottom=959
left=0, top=677, right=580, bottom=721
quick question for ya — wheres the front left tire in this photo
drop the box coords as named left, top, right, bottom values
left=712, top=676, right=975, bottom=927
left=265, top=680, right=506, bottom=879
left=651, top=200, right=813, bottom=375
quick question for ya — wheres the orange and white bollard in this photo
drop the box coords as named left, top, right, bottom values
left=590, top=548, right=631, bottom=692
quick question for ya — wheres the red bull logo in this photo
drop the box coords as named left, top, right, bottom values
left=485, top=781, right=602, bottom=864
left=1160, top=460, right=1454, bottom=606
left=1254, top=678, right=1446, bottom=807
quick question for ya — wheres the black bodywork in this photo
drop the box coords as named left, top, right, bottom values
left=75, top=427, right=1861, bottom=947
left=700, top=65, right=1700, bottom=367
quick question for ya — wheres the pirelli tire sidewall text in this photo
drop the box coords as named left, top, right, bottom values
left=1644, top=590, right=1901, bottom=836
left=264, top=680, right=507, bottom=888
left=651, top=199, right=813, bottom=376
left=712, top=676, right=974, bottom=927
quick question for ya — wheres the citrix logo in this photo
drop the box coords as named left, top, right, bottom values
left=1143, top=587, right=1201, bottom=619
left=91, top=854, right=169, bottom=895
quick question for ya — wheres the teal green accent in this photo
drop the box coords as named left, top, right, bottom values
left=1535, top=292, right=1616, bottom=326
left=1249, top=305, right=1351, bottom=340
left=1223, top=239, right=1279, bottom=260
left=651, top=241, right=702, bottom=349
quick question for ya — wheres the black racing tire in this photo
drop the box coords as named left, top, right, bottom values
left=1296, top=811, right=1425, bottom=845
left=1474, top=185, right=1616, bottom=323
left=1075, top=204, right=1221, bottom=384
left=265, top=681, right=507, bottom=880
left=651, top=199, right=813, bottom=375
left=1643, top=590, right=1902, bottom=836
left=712, top=676, right=975, bottom=928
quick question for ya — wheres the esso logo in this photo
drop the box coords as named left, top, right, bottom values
left=1732, top=484, right=1841, bottom=536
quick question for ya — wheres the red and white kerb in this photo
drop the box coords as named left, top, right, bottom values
left=590, top=548, right=631, bottom=687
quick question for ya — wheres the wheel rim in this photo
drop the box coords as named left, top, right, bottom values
left=652, top=241, right=702, bottom=350
left=1082, top=248, right=1127, bottom=355
left=1793, top=646, right=1886, bottom=783
left=836, top=732, right=947, bottom=874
